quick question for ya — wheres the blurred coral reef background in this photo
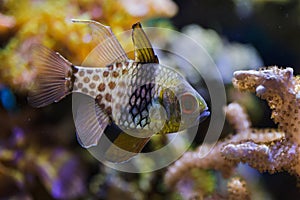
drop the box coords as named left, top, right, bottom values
left=0, top=0, right=300, bottom=199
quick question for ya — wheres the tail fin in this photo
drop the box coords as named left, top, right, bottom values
left=28, top=45, right=75, bottom=108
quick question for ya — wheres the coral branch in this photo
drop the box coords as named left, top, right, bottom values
left=222, top=139, right=298, bottom=173
left=227, top=177, right=250, bottom=200
left=233, top=67, right=300, bottom=144
left=224, top=102, right=251, bottom=133
left=164, top=143, right=237, bottom=188
left=232, top=66, right=300, bottom=176
left=165, top=67, right=300, bottom=198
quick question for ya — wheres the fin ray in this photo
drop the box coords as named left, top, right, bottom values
left=132, top=22, right=159, bottom=63
left=72, top=93, right=109, bottom=148
left=28, top=45, right=73, bottom=108
left=72, top=19, right=128, bottom=67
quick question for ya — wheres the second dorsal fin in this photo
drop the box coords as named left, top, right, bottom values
left=132, top=22, right=159, bottom=64
left=72, top=19, right=128, bottom=67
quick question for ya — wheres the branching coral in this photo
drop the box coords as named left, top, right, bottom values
left=165, top=66, right=300, bottom=199
left=227, top=177, right=250, bottom=200
left=231, top=66, right=300, bottom=175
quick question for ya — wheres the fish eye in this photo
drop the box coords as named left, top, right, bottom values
left=180, top=93, right=198, bottom=114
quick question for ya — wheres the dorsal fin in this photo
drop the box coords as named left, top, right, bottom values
left=132, top=22, right=159, bottom=63
left=72, top=19, right=128, bottom=67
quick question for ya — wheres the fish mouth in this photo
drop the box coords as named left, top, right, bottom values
left=197, top=108, right=210, bottom=123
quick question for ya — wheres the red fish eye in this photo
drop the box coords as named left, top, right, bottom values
left=180, top=93, right=197, bottom=114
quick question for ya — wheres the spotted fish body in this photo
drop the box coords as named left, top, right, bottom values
left=73, top=61, right=135, bottom=116
left=28, top=20, right=209, bottom=163
left=73, top=61, right=200, bottom=135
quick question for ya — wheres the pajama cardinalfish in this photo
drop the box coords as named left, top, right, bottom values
left=28, top=20, right=210, bottom=163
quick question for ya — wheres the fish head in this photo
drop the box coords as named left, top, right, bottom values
left=159, top=77, right=209, bottom=133
left=177, top=81, right=210, bottom=128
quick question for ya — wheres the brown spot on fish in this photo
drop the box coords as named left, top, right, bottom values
left=105, top=93, right=112, bottom=102
left=96, top=94, right=103, bottom=103
left=103, top=71, right=109, bottom=77
left=93, top=75, right=100, bottom=81
left=116, top=62, right=122, bottom=68
left=86, top=69, right=93, bottom=74
left=90, top=91, right=95, bottom=96
left=79, top=71, right=85, bottom=77
left=65, top=80, right=71, bottom=89
left=98, top=83, right=106, bottom=92
left=117, top=91, right=123, bottom=97
left=89, top=82, right=96, bottom=89
left=107, top=65, right=113, bottom=70
left=82, top=88, right=88, bottom=93
left=83, top=77, right=90, bottom=83
left=122, top=69, right=128, bottom=75
left=124, top=61, right=129, bottom=67
left=99, top=103, right=105, bottom=110
left=112, top=71, right=119, bottom=78
left=119, top=81, right=126, bottom=88
left=73, top=85, right=78, bottom=90
left=105, top=106, right=112, bottom=115
left=108, top=81, right=116, bottom=89
left=115, top=103, right=121, bottom=110
left=67, top=71, right=72, bottom=77
left=78, top=83, right=83, bottom=89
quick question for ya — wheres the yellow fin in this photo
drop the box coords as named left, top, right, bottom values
left=105, top=132, right=150, bottom=163
left=132, top=22, right=159, bottom=63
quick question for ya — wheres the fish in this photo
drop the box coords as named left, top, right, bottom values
left=28, top=20, right=210, bottom=163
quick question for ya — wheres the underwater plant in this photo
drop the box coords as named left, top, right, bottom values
left=165, top=66, right=300, bottom=199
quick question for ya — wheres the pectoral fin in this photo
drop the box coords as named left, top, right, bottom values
left=132, top=22, right=159, bottom=63
left=72, top=93, right=109, bottom=148
left=72, top=19, right=128, bottom=67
